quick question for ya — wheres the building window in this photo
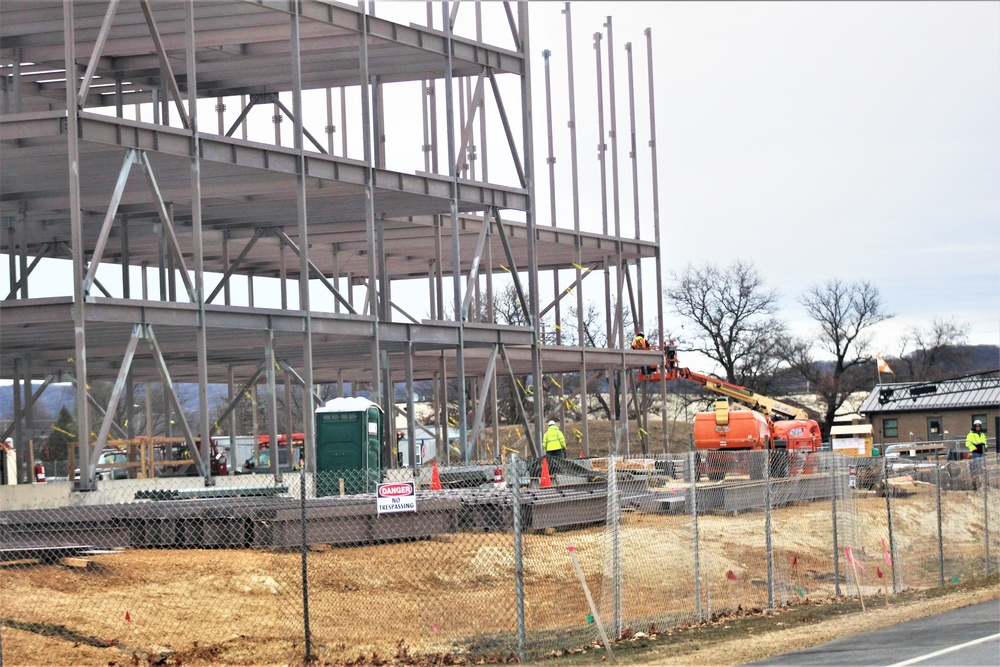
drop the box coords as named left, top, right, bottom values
left=883, top=418, right=898, bottom=439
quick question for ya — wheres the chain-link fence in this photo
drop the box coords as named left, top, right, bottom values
left=1, top=450, right=997, bottom=664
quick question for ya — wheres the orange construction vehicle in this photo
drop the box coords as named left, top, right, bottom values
left=640, top=341, right=822, bottom=480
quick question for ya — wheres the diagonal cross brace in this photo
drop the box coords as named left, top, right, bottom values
left=77, top=0, right=121, bottom=107
left=206, top=228, right=263, bottom=304
left=539, top=263, right=598, bottom=319
left=455, top=68, right=486, bottom=175
left=493, top=209, right=531, bottom=323
left=137, top=151, right=197, bottom=302
left=138, top=0, right=190, bottom=129
left=209, top=363, right=265, bottom=435
left=499, top=345, right=538, bottom=457
left=487, top=69, right=526, bottom=188
left=84, top=148, right=136, bottom=295
left=0, top=373, right=55, bottom=443
left=461, top=209, right=492, bottom=319
left=277, top=359, right=324, bottom=407
left=273, top=228, right=356, bottom=314
left=89, top=324, right=141, bottom=473
left=4, top=242, right=50, bottom=300
left=468, top=345, right=499, bottom=446
left=144, top=324, right=207, bottom=476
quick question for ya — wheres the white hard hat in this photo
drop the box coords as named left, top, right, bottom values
left=973, top=419, right=983, bottom=426
left=548, top=420, right=557, bottom=426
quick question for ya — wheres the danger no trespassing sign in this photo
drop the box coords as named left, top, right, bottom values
left=376, top=481, right=417, bottom=515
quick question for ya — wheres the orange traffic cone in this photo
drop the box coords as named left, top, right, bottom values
left=540, top=457, right=552, bottom=488
left=430, top=460, right=442, bottom=490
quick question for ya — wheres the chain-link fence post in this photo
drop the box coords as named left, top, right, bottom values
left=510, top=453, right=526, bottom=662
left=689, top=450, right=701, bottom=620
left=764, top=449, right=774, bottom=609
left=884, top=455, right=900, bottom=593
left=609, top=454, right=622, bottom=638
left=831, top=452, right=841, bottom=597
left=935, top=458, right=945, bottom=587
left=300, top=469, right=311, bottom=662
left=983, top=460, right=991, bottom=577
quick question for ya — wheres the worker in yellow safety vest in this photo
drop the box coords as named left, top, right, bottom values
left=966, top=420, right=988, bottom=458
left=543, top=420, right=567, bottom=459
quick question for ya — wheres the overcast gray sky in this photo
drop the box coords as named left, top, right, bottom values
left=3, top=1, right=997, bottom=379
left=519, top=1, right=999, bottom=359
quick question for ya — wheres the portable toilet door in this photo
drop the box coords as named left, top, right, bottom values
left=314, top=397, right=383, bottom=496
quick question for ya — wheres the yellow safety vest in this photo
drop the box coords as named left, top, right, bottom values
left=966, top=430, right=987, bottom=454
left=543, top=426, right=566, bottom=452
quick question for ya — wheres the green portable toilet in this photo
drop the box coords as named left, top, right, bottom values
left=315, top=397, right=383, bottom=495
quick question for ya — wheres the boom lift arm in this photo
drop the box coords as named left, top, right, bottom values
left=643, top=341, right=809, bottom=421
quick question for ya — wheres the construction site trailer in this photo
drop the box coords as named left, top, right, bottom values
left=315, top=398, right=383, bottom=496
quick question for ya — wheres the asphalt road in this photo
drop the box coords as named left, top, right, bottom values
left=745, top=600, right=1000, bottom=666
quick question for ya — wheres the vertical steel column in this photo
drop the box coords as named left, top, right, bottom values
left=265, top=329, right=281, bottom=482
left=359, top=2, right=383, bottom=415
left=18, top=214, right=29, bottom=298
left=644, top=28, right=668, bottom=454
left=542, top=48, right=565, bottom=435
left=518, top=1, right=544, bottom=451
left=290, top=1, right=315, bottom=472
left=594, top=32, right=612, bottom=375
left=443, top=1, right=470, bottom=461
left=564, top=3, right=588, bottom=455
left=64, top=0, right=93, bottom=490
left=12, top=360, right=24, bottom=483
left=185, top=0, right=212, bottom=484
left=405, top=343, right=416, bottom=473
left=228, top=367, right=237, bottom=463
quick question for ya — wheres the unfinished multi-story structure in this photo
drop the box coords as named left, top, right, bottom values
left=1, top=0, right=665, bottom=488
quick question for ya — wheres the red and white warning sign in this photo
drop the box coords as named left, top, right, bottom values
left=376, top=481, right=417, bottom=515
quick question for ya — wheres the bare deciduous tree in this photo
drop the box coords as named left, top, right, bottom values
left=665, top=260, right=788, bottom=389
left=791, top=279, right=893, bottom=436
left=896, top=317, right=971, bottom=381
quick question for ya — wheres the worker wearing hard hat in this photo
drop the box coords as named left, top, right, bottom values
left=966, top=420, right=987, bottom=458
left=543, top=420, right=567, bottom=459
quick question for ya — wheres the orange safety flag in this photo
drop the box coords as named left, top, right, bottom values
left=845, top=546, right=864, bottom=571
left=877, top=355, right=894, bottom=374
left=881, top=537, right=893, bottom=568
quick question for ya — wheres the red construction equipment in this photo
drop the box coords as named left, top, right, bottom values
left=642, top=340, right=822, bottom=480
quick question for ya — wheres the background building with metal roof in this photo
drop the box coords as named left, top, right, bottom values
left=859, top=370, right=1000, bottom=446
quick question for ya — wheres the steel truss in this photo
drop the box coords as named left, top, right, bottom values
left=1, top=0, right=664, bottom=487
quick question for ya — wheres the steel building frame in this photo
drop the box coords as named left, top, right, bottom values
left=1, top=0, right=664, bottom=489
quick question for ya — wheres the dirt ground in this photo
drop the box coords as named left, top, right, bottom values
left=0, top=484, right=992, bottom=666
